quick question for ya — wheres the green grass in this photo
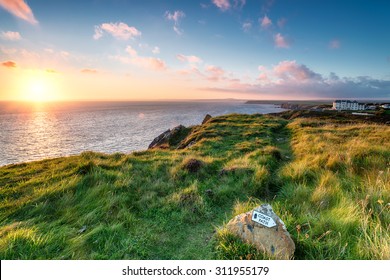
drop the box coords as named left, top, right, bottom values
left=0, top=113, right=388, bottom=259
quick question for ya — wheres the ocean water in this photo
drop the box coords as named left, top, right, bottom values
left=0, top=101, right=285, bottom=166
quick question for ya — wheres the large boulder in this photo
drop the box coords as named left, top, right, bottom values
left=226, top=204, right=295, bottom=260
left=148, top=125, right=186, bottom=149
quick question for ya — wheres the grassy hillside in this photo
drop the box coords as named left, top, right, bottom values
left=0, top=114, right=389, bottom=259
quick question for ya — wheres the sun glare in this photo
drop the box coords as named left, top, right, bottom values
left=21, top=71, right=61, bottom=102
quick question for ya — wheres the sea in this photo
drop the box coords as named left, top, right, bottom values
left=0, top=101, right=286, bottom=166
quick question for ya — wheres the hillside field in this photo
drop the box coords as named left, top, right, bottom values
left=0, top=113, right=389, bottom=259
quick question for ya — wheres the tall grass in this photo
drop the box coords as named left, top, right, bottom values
left=0, top=114, right=388, bottom=259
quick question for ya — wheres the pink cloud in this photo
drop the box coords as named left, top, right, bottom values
left=329, top=39, right=341, bottom=49
left=206, top=65, right=226, bottom=81
left=126, top=46, right=138, bottom=57
left=260, top=15, right=272, bottom=28
left=274, top=33, right=290, bottom=48
left=94, top=22, right=141, bottom=40
left=0, top=31, right=21, bottom=41
left=114, top=46, right=166, bottom=71
left=0, top=0, right=37, bottom=24
left=176, top=54, right=202, bottom=64
left=212, top=0, right=231, bottom=11
left=178, top=66, right=203, bottom=77
left=165, top=10, right=185, bottom=35
left=273, top=60, right=322, bottom=82
left=1, top=60, right=16, bottom=68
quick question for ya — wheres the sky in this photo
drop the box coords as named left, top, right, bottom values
left=0, top=0, right=389, bottom=101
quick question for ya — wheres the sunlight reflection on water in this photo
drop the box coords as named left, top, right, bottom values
left=0, top=101, right=285, bottom=166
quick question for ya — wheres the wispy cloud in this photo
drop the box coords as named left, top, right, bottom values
left=113, top=45, right=166, bottom=71
left=0, top=0, right=37, bottom=24
left=81, top=69, right=98, bottom=74
left=212, top=0, right=231, bottom=11
left=165, top=10, right=185, bottom=35
left=242, top=21, right=252, bottom=32
left=260, top=15, right=272, bottom=28
left=94, top=22, right=141, bottom=40
left=152, top=46, right=160, bottom=54
left=274, top=33, right=290, bottom=48
left=329, top=39, right=341, bottom=49
left=205, top=65, right=226, bottom=81
left=277, top=18, right=287, bottom=28
left=1, top=60, right=16, bottom=68
left=46, top=69, right=58, bottom=74
left=233, top=0, right=246, bottom=9
left=1, top=31, right=21, bottom=41
left=261, top=0, right=274, bottom=14
left=176, top=54, right=203, bottom=64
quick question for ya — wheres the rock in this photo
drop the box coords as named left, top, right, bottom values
left=183, top=158, right=204, bottom=173
left=226, top=204, right=295, bottom=259
left=202, top=114, right=212, bottom=124
left=148, top=125, right=186, bottom=149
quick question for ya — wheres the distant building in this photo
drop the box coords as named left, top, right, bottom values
left=333, top=100, right=366, bottom=111
left=366, top=105, right=377, bottom=110
left=381, top=104, right=390, bottom=109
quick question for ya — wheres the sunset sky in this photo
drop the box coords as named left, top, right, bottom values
left=0, top=0, right=389, bottom=101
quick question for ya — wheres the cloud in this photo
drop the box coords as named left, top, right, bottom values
left=242, top=21, right=252, bottom=32
left=152, top=46, right=160, bottom=54
left=1, top=31, right=21, bottom=41
left=203, top=61, right=390, bottom=99
left=114, top=45, right=166, bottom=71
left=260, top=15, right=272, bottom=28
left=81, top=69, right=98, bottom=74
left=212, top=0, right=231, bottom=11
left=273, top=60, right=322, bottom=82
left=176, top=54, right=203, bottom=64
left=274, top=33, right=290, bottom=48
left=0, top=0, right=37, bottom=24
left=46, top=69, right=58, bottom=74
left=2, top=60, right=16, bottom=68
left=329, top=39, right=341, bottom=49
left=206, top=65, right=226, bottom=81
left=233, top=0, right=246, bottom=9
left=126, top=45, right=138, bottom=57
left=93, top=22, right=141, bottom=40
left=277, top=18, right=287, bottom=28
left=165, top=10, right=185, bottom=35
left=261, top=0, right=274, bottom=14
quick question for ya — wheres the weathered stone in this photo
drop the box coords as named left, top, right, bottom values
left=226, top=204, right=295, bottom=259
left=202, top=114, right=212, bottom=124
left=148, top=125, right=186, bottom=149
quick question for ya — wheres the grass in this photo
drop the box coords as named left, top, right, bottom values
left=0, top=113, right=388, bottom=259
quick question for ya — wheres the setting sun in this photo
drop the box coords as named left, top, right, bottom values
left=20, top=70, right=62, bottom=101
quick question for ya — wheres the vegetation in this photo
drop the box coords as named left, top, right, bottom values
left=0, top=113, right=389, bottom=259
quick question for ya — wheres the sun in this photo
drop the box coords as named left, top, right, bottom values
left=21, top=70, right=62, bottom=102
left=29, top=79, right=49, bottom=101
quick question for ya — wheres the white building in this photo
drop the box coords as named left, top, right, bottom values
left=381, top=104, right=390, bottom=109
left=333, top=100, right=366, bottom=111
